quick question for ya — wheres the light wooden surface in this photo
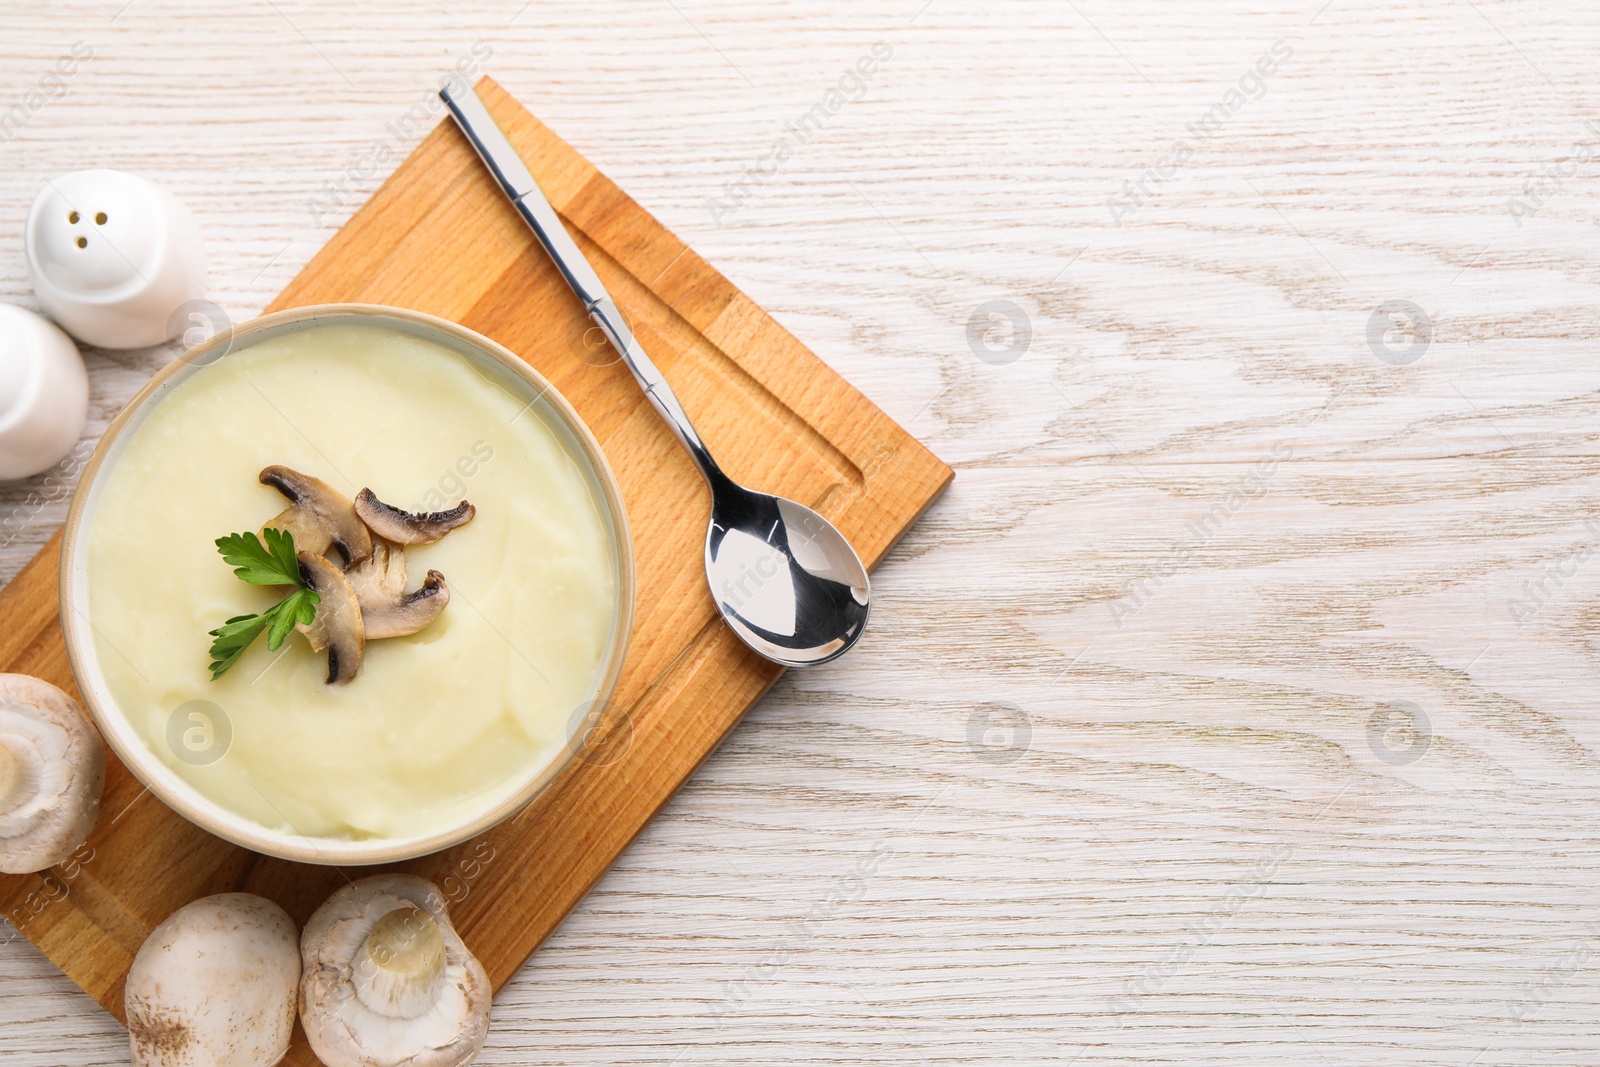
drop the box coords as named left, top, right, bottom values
left=3, top=1, right=1600, bottom=1065
left=0, top=77, right=949, bottom=1067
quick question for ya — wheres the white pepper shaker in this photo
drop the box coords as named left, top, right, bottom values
left=25, top=169, right=206, bottom=350
left=0, top=304, right=89, bottom=481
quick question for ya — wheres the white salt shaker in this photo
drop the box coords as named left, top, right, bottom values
left=0, top=304, right=89, bottom=481
left=25, top=169, right=206, bottom=350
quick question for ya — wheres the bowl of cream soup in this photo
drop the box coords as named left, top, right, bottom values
left=59, top=305, right=634, bottom=864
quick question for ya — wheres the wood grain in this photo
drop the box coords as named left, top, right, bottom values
left=5, top=1, right=1600, bottom=1065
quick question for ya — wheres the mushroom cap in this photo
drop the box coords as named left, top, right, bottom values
left=261, top=465, right=373, bottom=569
left=126, top=893, right=301, bottom=1067
left=297, top=550, right=366, bottom=684
left=353, top=489, right=475, bottom=546
left=346, top=539, right=451, bottom=641
left=0, top=674, right=104, bottom=874
left=300, top=874, right=490, bottom=1067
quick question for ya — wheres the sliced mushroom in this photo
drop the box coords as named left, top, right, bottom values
left=354, top=488, right=475, bottom=546
left=261, top=465, right=373, bottom=569
left=296, top=551, right=365, bottom=685
left=346, top=539, right=452, bottom=640
left=0, top=674, right=104, bottom=875
left=300, top=874, right=490, bottom=1067
left=126, top=893, right=300, bottom=1067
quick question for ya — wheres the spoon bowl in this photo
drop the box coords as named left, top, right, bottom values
left=705, top=481, right=869, bottom=666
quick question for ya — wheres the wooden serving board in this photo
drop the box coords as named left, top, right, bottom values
left=0, top=77, right=949, bottom=1061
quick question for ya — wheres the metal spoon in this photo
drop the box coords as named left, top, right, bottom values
left=442, top=83, right=870, bottom=666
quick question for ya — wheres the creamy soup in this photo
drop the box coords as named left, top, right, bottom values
left=85, top=323, right=618, bottom=841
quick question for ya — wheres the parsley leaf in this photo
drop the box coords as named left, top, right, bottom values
left=207, top=613, right=271, bottom=679
left=265, top=587, right=320, bottom=651
left=215, top=528, right=303, bottom=587
left=207, top=528, right=322, bottom=679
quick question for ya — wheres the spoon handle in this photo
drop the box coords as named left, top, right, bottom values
left=441, top=82, right=724, bottom=484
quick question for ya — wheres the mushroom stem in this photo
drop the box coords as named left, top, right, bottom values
left=0, top=744, right=19, bottom=815
left=351, top=907, right=447, bottom=1020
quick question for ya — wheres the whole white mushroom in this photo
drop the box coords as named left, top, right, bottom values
left=125, top=893, right=301, bottom=1067
left=0, top=673, right=104, bottom=874
left=300, top=874, right=491, bottom=1067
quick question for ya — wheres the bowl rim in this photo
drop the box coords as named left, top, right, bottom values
left=58, top=302, right=636, bottom=865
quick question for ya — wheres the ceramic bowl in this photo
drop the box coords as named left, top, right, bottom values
left=59, top=304, right=634, bottom=864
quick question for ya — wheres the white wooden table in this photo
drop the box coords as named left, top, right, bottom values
left=4, top=2, right=1600, bottom=1064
